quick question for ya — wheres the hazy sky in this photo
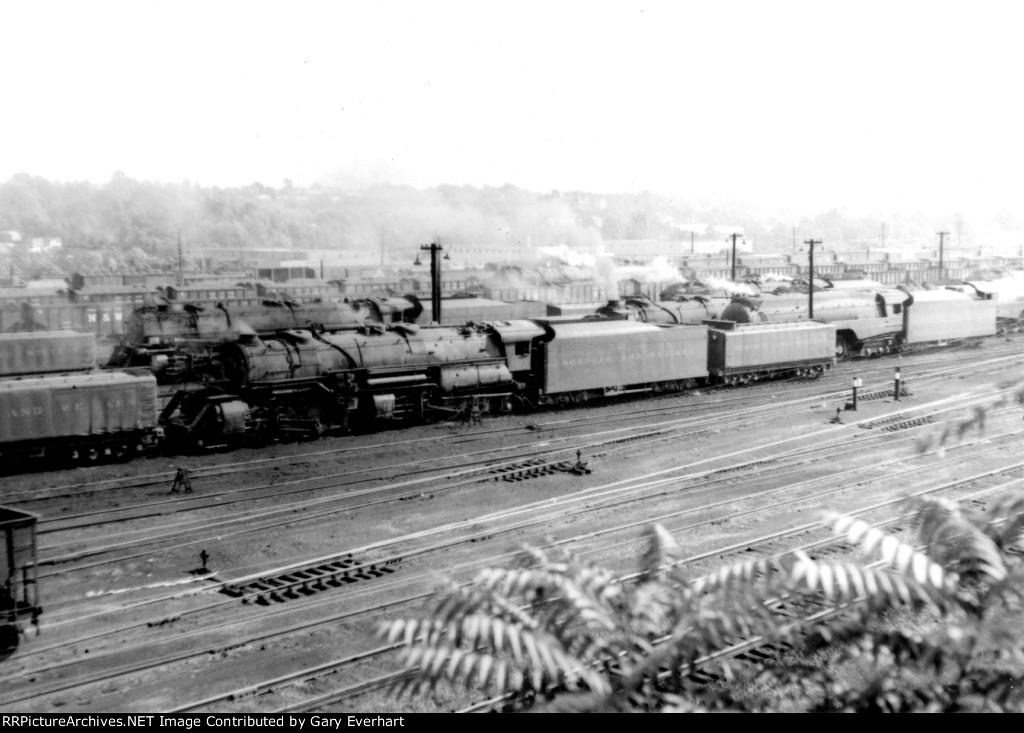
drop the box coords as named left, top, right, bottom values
left=4, top=0, right=1023, bottom=219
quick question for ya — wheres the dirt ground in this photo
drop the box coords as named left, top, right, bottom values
left=5, top=349, right=1021, bottom=713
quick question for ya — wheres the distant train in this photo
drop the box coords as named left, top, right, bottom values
left=1, top=507, right=41, bottom=656
left=717, top=288, right=1001, bottom=357
left=106, top=295, right=423, bottom=381
left=595, top=295, right=732, bottom=324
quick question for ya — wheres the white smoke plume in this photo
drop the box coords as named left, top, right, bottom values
left=614, top=256, right=684, bottom=284
left=595, top=255, right=620, bottom=301
left=699, top=276, right=759, bottom=296
left=537, top=244, right=600, bottom=267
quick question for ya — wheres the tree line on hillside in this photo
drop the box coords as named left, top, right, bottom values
left=0, top=172, right=995, bottom=279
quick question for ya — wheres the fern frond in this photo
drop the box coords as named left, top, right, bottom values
left=637, top=523, right=683, bottom=583
left=686, top=556, right=782, bottom=598
left=826, top=513, right=955, bottom=590
left=788, top=551, right=943, bottom=609
left=980, top=494, right=1024, bottom=551
left=911, top=498, right=1007, bottom=583
left=475, top=566, right=619, bottom=632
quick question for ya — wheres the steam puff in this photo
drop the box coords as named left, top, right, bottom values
left=698, top=276, right=758, bottom=296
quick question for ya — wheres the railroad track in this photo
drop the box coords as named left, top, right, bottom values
left=3, top=347, right=1021, bottom=712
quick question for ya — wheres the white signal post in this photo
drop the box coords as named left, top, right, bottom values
left=894, top=368, right=902, bottom=401
left=852, top=377, right=862, bottom=410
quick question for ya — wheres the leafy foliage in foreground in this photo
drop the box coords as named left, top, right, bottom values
left=379, top=494, right=1024, bottom=711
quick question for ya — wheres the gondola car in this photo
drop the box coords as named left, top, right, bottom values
left=0, top=331, right=160, bottom=464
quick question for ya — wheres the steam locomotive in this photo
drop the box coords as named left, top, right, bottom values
left=0, top=282, right=1004, bottom=462
left=158, top=316, right=836, bottom=449
left=106, top=295, right=423, bottom=382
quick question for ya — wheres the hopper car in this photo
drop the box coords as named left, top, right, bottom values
left=0, top=331, right=160, bottom=465
left=0, top=507, right=40, bottom=656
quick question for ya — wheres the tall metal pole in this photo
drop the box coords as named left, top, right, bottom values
left=937, top=231, right=949, bottom=283
left=177, top=230, right=183, bottom=287
left=730, top=233, right=739, bottom=282
left=420, top=241, right=443, bottom=323
left=805, top=238, right=822, bottom=320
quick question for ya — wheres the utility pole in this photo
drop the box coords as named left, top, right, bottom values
left=729, top=233, right=741, bottom=282
left=792, top=227, right=797, bottom=253
left=805, top=238, right=822, bottom=319
left=419, top=241, right=446, bottom=324
left=937, top=231, right=949, bottom=283
left=690, top=231, right=695, bottom=256
left=177, top=230, right=183, bottom=287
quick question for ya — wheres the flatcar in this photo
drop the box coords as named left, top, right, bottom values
left=1, top=507, right=41, bottom=655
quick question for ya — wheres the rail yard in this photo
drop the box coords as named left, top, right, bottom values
left=1, top=324, right=1022, bottom=712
